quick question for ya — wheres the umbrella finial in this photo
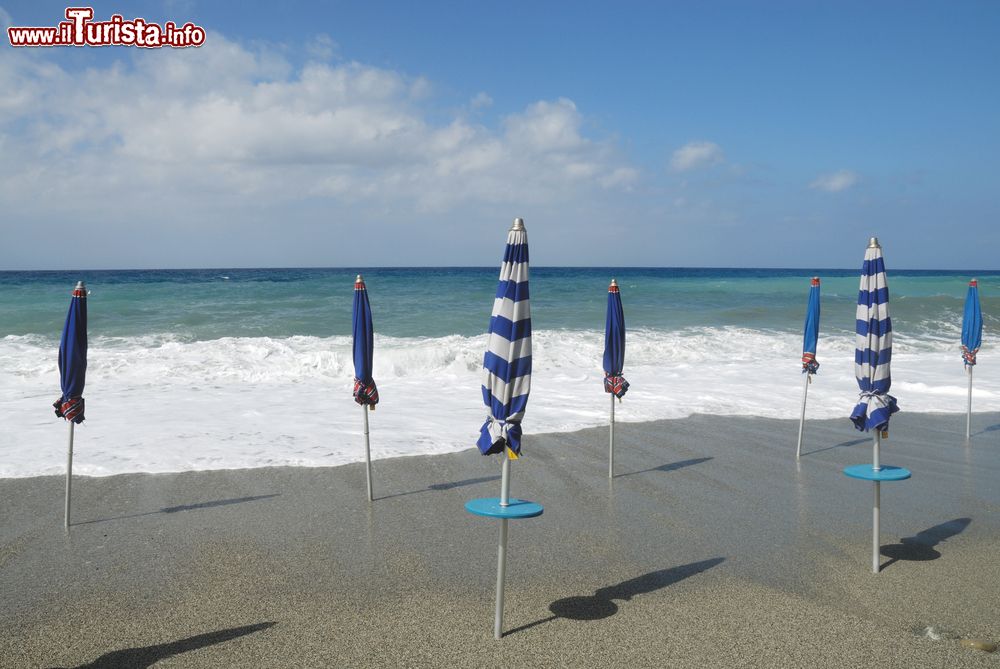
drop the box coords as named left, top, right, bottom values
left=511, top=217, right=525, bottom=231
left=811, top=276, right=820, bottom=286
left=868, top=237, right=881, bottom=249
left=72, top=281, right=87, bottom=297
left=609, top=278, right=619, bottom=293
left=970, top=278, right=978, bottom=287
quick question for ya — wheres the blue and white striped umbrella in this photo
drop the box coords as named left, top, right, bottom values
left=850, top=239, right=899, bottom=433
left=477, top=218, right=531, bottom=457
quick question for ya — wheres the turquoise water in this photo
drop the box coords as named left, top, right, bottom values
left=2, top=267, right=996, bottom=341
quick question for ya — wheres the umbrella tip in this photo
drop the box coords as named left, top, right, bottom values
left=811, top=276, right=820, bottom=286
left=868, top=236, right=880, bottom=248
left=511, top=217, right=525, bottom=231
left=609, top=278, right=619, bottom=292
left=970, top=278, right=978, bottom=287
left=356, top=274, right=363, bottom=282
left=73, top=281, right=87, bottom=297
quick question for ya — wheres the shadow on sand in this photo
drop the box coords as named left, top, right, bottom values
left=376, top=475, right=501, bottom=501
left=505, top=557, right=725, bottom=637
left=880, top=518, right=971, bottom=570
left=73, top=494, right=280, bottom=527
left=800, top=437, right=869, bottom=457
left=52, top=622, right=276, bottom=669
left=615, top=457, right=713, bottom=479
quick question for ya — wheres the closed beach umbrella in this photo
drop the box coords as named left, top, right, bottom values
left=850, top=239, right=899, bottom=440
left=54, top=281, right=87, bottom=529
left=603, top=278, right=629, bottom=477
left=352, top=274, right=379, bottom=501
left=846, top=238, right=907, bottom=574
left=796, top=277, right=821, bottom=458
left=467, top=217, right=542, bottom=641
left=961, top=278, right=982, bottom=439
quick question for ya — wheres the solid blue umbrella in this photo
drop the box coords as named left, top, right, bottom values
left=55, top=281, right=87, bottom=528
left=468, top=217, right=541, bottom=641
left=962, top=278, right=982, bottom=439
left=352, top=274, right=379, bottom=501
left=846, top=238, right=907, bottom=574
left=796, top=277, right=821, bottom=458
left=603, top=278, right=628, bottom=477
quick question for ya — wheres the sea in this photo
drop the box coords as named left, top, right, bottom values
left=0, top=267, right=995, bottom=478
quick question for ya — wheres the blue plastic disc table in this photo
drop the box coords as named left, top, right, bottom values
left=843, top=464, right=912, bottom=482
left=465, top=497, right=544, bottom=519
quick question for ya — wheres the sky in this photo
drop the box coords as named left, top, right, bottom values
left=1, top=1, right=998, bottom=269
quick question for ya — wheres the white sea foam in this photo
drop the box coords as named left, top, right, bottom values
left=0, top=329, right=993, bottom=478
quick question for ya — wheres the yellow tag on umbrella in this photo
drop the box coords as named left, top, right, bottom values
left=881, top=430, right=888, bottom=439
left=506, top=446, right=519, bottom=460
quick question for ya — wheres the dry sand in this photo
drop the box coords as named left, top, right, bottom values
left=2, top=411, right=999, bottom=668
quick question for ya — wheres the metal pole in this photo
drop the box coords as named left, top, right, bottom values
left=872, top=430, right=881, bottom=472
left=966, top=366, right=973, bottom=440
left=363, top=405, right=373, bottom=501
left=609, top=394, right=615, bottom=478
left=872, top=482, right=881, bottom=573
left=494, top=456, right=511, bottom=640
left=795, top=373, right=810, bottom=458
left=65, top=422, right=74, bottom=529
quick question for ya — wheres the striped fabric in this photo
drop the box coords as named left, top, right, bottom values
left=477, top=220, right=531, bottom=456
left=961, top=279, right=982, bottom=366
left=850, top=241, right=899, bottom=432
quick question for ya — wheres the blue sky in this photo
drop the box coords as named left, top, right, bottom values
left=1, top=1, right=998, bottom=269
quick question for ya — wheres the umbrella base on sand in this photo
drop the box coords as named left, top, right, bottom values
left=844, top=464, right=912, bottom=573
left=466, top=461, right=543, bottom=640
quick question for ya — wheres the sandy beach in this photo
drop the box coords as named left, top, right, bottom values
left=2, top=411, right=999, bottom=668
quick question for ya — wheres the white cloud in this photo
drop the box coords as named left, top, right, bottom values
left=305, top=34, right=338, bottom=61
left=810, top=169, right=859, bottom=192
left=0, top=34, right=637, bottom=220
left=470, top=91, right=493, bottom=109
left=670, top=141, right=724, bottom=172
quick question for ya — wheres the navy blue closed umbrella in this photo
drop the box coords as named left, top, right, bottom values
left=55, top=281, right=87, bottom=528
left=603, top=278, right=628, bottom=477
left=796, top=277, right=821, bottom=458
left=962, top=278, right=982, bottom=438
left=352, top=274, right=378, bottom=501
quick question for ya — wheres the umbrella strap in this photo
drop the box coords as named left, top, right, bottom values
left=53, top=396, right=85, bottom=424
left=604, top=374, right=630, bottom=399
left=352, top=378, right=379, bottom=408
left=801, top=352, right=819, bottom=374
left=961, top=346, right=978, bottom=366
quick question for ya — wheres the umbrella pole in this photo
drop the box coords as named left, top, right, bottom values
left=966, top=366, right=973, bottom=440
left=363, top=405, right=373, bottom=501
left=609, top=393, right=615, bottom=478
left=795, top=373, right=810, bottom=458
left=494, top=456, right=511, bottom=640
left=871, top=430, right=880, bottom=573
left=65, top=421, right=74, bottom=529
left=872, top=481, right=881, bottom=573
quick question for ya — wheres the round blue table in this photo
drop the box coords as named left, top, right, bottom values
left=465, top=497, right=544, bottom=519
left=843, top=464, right=912, bottom=481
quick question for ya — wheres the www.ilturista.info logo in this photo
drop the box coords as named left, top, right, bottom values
left=7, top=7, right=206, bottom=48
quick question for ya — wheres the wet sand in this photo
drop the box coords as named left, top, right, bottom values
left=2, top=411, right=999, bottom=668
